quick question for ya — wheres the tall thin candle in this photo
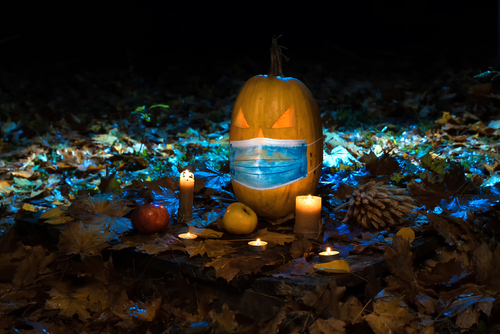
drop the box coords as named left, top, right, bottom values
left=179, top=170, right=194, bottom=221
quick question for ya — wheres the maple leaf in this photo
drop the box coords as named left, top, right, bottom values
left=205, top=256, right=266, bottom=282
left=309, top=318, right=346, bottom=334
left=189, top=226, right=223, bottom=238
left=58, top=221, right=114, bottom=258
left=82, top=256, right=121, bottom=285
left=301, top=281, right=345, bottom=319
left=384, top=235, right=415, bottom=285
left=364, top=298, right=415, bottom=334
left=13, top=245, right=56, bottom=287
left=149, top=187, right=179, bottom=218
left=0, top=283, right=37, bottom=313
left=209, top=303, right=238, bottom=333
left=69, top=193, right=133, bottom=218
left=290, top=237, right=314, bottom=259
left=473, top=241, right=500, bottom=286
left=136, top=234, right=186, bottom=255
left=253, top=228, right=296, bottom=246
left=128, top=297, right=162, bottom=321
left=185, top=239, right=236, bottom=258
left=45, top=283, right=91, bottom=320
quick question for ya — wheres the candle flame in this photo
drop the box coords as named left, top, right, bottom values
left=308, top=194, right=312, bottom=199
left=326, top=247, right=331, bottom=254
left=256, top=238, right=260, bottom=245
left=187, top=232, right=191, bottom=237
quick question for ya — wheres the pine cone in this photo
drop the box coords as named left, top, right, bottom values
left=334, top=181, right=418, bottom=229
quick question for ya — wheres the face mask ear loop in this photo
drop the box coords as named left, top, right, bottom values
left=307, top=136, right=324, bottom=147
left=306, top=136, right=324, bottom=175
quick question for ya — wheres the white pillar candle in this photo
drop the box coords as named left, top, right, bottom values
left=179, top=170, right=194, bottom=221
left=294, top=195, right=322, bottom=237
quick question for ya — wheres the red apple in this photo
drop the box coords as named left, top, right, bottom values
left=131, top=204, right=170, bottom=234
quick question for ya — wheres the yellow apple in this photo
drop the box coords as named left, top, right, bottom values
left=223, top=202, right=258, bottom=235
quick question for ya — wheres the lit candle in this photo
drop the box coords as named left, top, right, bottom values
left=248, top=238, right=267, bottom=252
left=178, top=232, right=197, bottom=244
left=319, top=247, right=339, bottom=262
left=179, top=170, right=194, bottom=221
left=294, top=195, right=322, bottom=237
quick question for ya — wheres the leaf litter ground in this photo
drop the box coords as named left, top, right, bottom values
left=1, top=50, right=500, bottom=333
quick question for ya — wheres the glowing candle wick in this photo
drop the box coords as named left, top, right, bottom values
left=256, top=238, right=261, bottom=245
left=187, top=232, right=191, bottom=237
left=326, top=247, right=331, bottom=254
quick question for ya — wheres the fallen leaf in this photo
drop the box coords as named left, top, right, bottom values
left=314, top=260, right=350, bottom=273
left=128, top=297, right=161, bottom=321
left=189, top=226, right=223, bottom=238
left=209, top=303, right=238, bottom=333
left=302, top=281, right=345, bottom=319
left=269, top=257, right=314, bottom=278
left=22, top=203, right=36, bottom=212
left=40, top=208, right=64, bottom=219
left=396, top=227, right=415, bottom=242
left=58, top=221, right=114, bottom=258
left=309, top=317, right=346, bottom=334
left=185, top=239, right=236, bottom=258
left=205, top=256, right=265, bottom=282
left=46, top=283, right=91, bottom=320
left=253, top=228, right=296, bottom=246
left=364, top=298, right=415, bottom=334
left=69, top=193, right=133, bottom=218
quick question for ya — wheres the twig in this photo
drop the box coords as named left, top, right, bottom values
left=352, top=298, right=372, bottom=323
left=419, top=297, right=457, bottom=334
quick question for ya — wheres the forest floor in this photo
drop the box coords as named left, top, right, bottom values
left=1, top=46, right=500, bottom=333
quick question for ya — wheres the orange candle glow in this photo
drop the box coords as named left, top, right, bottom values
left=179, top=170, right=194, bottom=221
left=248, top=238, right=267, bottom=251
left=178, top=232, right=197, bottom=244
left=319, top=247, right=339, bottom=263
left=294, top=195, right=322, bottom=237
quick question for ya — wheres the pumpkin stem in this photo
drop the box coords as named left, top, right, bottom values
left=269, top=36, right=287, bottom=77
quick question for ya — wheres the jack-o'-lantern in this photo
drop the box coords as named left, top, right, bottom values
left=229, top=38, right=323, bottom=218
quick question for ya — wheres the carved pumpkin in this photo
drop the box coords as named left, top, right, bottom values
left=229, top=39, right=323, bottom=218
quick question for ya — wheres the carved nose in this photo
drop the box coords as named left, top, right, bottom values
left=255, top=127, right=264, bottom=138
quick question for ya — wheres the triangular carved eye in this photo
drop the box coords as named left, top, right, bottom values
left=233, top=107, right=250, bottom=128
left=271, top=106, right=295, bottom=128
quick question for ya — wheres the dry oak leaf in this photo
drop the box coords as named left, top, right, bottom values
left=205, top=256, right=265, bottom=282
left=185, top=239, right=236, bottom=258
left=364, top=298, right=415, bottom=334
left=58, top=221, right=114, bottom=257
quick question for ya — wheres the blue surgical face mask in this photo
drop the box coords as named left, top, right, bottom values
left=229, top=137, right=322, bottom=190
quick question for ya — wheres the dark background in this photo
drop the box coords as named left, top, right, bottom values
left=1, top=1, right=497, bottom=71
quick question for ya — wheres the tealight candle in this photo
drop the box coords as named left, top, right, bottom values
left=179, top=170, right=194, bottom=221
left=248, top=238, right=267, bottom=252
left=178, top=232, right=197, bottom=244
left=319, top=247, right=339, bottom=263
left=294, top=195, right=322, bottom=237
